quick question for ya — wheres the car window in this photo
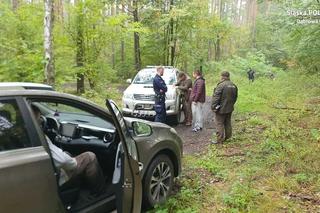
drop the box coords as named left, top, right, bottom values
left=35, top=101, right=115, bottom=131
left=0, top=99, right=32, bottom=151
left=132, top=69, right=177, bottom=85
left=40, top=102, right=91, bottom=116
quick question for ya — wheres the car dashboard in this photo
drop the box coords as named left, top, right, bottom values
left=45, top=115, right=117, bottom=147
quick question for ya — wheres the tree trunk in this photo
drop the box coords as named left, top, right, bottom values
left=120, top=5, right=125, bottom=63
left=265, top=0, right=270, bottom=16
left=121, top=41, right=125, bottom=62
left=169, top=19, right=174, bottom=66
left=208, top=40, right=212, bottom=61
left=111, top=4, right=116, bottom=69
left=76, top=3, right=85, bottom=94
left=252, top=1, right=258, bottom=48
left=54, top=0, right=64, bottom=23
left=237, top=0, right=242, bottom=25
left=44, top=0, right=55, bottom=86
left=248, top=0, right=258, bottom=48
left=169, top=0, right=177, bottom=66
left=111, top=42, right=115, bottom=69
left=12, top=0, right=20, bottom=11
left=133, top=0, right=141, bottom=71
left=183, top=60, right=188, bottom=73
left=215, top=35, right=221, bottom=61
left=165, top=26, right=170, bottom=65
left=163, top=26, right=167, bottom=65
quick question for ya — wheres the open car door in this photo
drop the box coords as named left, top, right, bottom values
left=106, top=100, right=142, bottom=213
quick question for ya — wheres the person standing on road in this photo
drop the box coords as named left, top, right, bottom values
left=153, top=66, right=168, bottom=123
left=211, top=71, right=238, bottom=144
left=190, top=70, right=206, bottom=132
left=175, top=72, right=193, bottom=126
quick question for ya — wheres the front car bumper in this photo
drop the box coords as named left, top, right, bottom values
left=122, top=98, right=177, bottom=117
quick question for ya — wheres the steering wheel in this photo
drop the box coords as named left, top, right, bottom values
left=45, top=116, right=60, bottom=134
left=39, top=115, right=48, bottom=131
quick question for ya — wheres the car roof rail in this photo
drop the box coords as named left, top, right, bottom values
left=146, top=65, right=174, bottom=69
left=0, top=82, right=54, bottom=91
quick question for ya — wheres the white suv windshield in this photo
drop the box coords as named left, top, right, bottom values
left=132, top=69, right=176, bottom=85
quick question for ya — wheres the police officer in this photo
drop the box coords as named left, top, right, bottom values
left=153, top=66, right=167, bottom=123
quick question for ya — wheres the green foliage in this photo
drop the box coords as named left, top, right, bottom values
left=293, top=173, right=310, bottom=185
left=223, top=182, right=260, bottom=212
left=256, top=1, right=320, bottom=72
left=259, top=139, right=293, bottom=155
left=0, top=2, right=44, bottom=82
left=153, top=69, right=320, bottom=212
left=310, top=128, right=320, bottom=142
left=0, top=0, right=319, bottom=88
left=247, top=116, right=267, bottom=126
left=196, top=147, right=226, bottom=179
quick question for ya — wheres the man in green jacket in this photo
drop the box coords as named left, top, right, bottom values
left=175, top=72, right=193, bottom=125
left=211, top=71, right=238, bottom=144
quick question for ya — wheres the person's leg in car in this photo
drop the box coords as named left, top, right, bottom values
left=72, top=152, right=106, bottom=195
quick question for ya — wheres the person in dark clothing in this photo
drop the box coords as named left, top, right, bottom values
left=190, top=70, right=206, bottom=132
left=175, top=72, right=193, bottom=126
left=247, top=68, right=255, bottom=82
left=211, top=71, right=238, bottom=144
left=153, top=66, right=168, bottom=123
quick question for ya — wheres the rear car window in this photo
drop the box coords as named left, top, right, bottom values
left=0, top=100, right=32, bottom=151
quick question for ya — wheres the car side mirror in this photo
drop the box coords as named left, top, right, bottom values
left=126, top=79, right=132, bottom=84
left=132, top=121, right=152, bottom=137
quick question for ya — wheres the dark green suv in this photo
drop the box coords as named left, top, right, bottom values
left=0, top=83, right=182, bottom=213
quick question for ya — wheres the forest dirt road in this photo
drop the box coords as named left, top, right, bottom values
left=117, top=84, right=215, bottom=154
left=174, top=97, right=215, bottom=155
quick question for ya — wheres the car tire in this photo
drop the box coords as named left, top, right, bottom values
left=143, top=154, right=174, bottom=209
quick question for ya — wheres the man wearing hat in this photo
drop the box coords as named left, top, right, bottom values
left=211, top=71, right=238, bottom=144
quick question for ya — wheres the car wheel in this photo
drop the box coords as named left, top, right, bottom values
left=143, top=155, right=174, bottom=208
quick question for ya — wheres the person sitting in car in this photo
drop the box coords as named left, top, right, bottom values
left=31, top=105, right=106, bottom=196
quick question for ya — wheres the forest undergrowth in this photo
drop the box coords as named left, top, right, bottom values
left=151, top=70, right=320, bottom=213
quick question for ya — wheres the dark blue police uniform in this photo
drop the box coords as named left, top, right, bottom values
left=153, top=74, right=167, bottom=123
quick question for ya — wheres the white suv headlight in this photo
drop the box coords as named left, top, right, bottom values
left=123, top=93, right=133, bottom=99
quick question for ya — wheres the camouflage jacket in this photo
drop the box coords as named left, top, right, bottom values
left=176, top=78, right=192, bottom=101
left=211, top=79, right=238, bottom=114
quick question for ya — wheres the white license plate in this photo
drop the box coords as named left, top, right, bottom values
left=144, top=104, right=153, bottom=109
left=133, top=110, right=153, bottom=116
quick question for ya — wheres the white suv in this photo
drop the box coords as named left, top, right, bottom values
left=122, top=66, right=183, bottom=123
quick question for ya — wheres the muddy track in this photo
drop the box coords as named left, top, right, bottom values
left=173, top=96, right=215, bottom=155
